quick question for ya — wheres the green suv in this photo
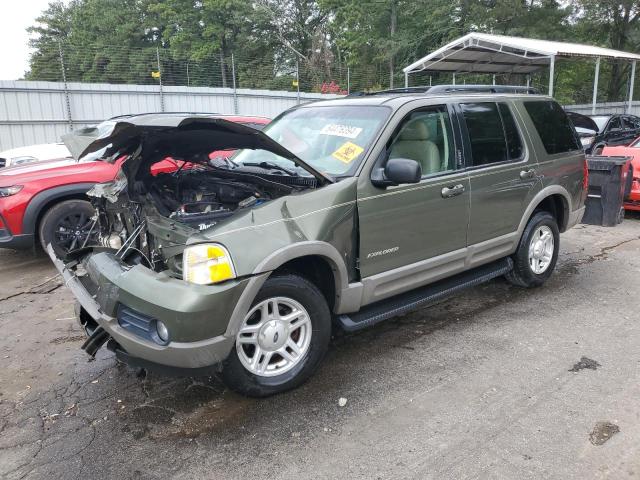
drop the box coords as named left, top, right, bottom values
left=50, top=90, right=587, bottom=397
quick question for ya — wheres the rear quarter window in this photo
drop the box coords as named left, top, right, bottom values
left=523, top=101, right=580, bottom=154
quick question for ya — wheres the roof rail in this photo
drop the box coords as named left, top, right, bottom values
left=348, top=84, right=539, bottom=97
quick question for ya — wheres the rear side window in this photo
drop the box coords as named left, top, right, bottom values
left=499, top=103, right=523, bottom=160
left=524, top=101, right=580, bottom=154
left=460, top=102, right=523, bottom=166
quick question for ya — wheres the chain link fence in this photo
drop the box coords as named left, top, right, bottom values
left=27, top=42, right=394, bottom=97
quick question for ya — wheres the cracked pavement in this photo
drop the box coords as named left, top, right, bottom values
left=1, top=218, right=640, bottom=479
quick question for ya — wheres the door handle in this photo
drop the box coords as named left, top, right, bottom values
left=520, top=168, right=536, bottom=180
left=441, top=184, right=465, bottom=198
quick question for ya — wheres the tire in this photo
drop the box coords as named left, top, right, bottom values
left=222, top=274, right=331, bottom=397
left=592, top=143, right=605, bottom=155
left=505, top=211, right=560, bottom=288
left=38, top=199, right=96, bottom=258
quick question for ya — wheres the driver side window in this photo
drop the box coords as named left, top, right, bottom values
left=388, top=106, right=455, bottom=177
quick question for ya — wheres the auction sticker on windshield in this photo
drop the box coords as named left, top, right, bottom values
left=332, top=142, right=364, bottom=164
left=320, top=124, right=363, bottom=139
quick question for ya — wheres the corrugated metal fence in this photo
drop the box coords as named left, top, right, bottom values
left=564, top=101, right=640, bottom=116
left=0, top=80, right=340, bottom=151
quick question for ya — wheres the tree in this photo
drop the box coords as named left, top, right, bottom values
left=574, top=1, right=640, bottom=101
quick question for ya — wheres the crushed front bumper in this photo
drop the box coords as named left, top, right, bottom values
left=48, top=245, right=267, bottom=371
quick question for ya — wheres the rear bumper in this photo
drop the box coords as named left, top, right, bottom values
left=48, top=245, right=267, bottom=370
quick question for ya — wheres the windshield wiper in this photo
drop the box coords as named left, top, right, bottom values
left=240, top=161, right=299, bottom=176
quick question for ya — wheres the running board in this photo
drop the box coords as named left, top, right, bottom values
left=337, top=257, right=513, bottom=332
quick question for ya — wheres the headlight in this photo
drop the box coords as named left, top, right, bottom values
left=0, top=185, right=23, bottom=197
left=183, top=243, right=236, bottom=285
left=580, top=136, right=595, bottom=147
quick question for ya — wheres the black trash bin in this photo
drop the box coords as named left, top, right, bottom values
left=582, top=155, right=633, bottom=227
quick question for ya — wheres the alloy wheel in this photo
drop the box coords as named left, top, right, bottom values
left=236, top=296, right=312, bottom=377
left=528, top=225, right=554, bottom=274
left=54, top=212, right=96, bottom=253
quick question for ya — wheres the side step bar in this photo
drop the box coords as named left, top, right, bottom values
left=337, top=257, right=513, bottom=332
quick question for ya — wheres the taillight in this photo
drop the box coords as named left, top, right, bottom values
left=583, top=158, right=589, bottom=190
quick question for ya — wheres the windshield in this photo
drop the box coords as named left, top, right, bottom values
left=590, top=116, right=610, bottom=132
left=232, top=105, right=390, bottom=176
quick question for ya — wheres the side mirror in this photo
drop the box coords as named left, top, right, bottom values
left=372, top=158, right=422, bottom=187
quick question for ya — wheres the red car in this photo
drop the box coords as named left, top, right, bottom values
left=0, top=113, right=270, bottom=256
left=602, top=140, right=640, bottom=211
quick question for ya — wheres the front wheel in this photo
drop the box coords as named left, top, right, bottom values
left=222, top=274, right=331, bottom=397
left=39, top=199, right=97, bottom=258
left=506, top=211, right=560, bottom=288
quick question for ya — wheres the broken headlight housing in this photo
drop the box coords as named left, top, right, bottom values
left=183, top=243, right=236, bottom=285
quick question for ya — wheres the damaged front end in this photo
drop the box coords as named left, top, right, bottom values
left=50, top=115, right=329, bottom=371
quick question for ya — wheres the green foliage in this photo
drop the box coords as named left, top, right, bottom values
left=23, top=0, right=640, bottom=103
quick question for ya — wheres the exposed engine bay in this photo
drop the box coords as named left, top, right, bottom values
left=87, top=164, right=315, bottom=272
left=64, top=115, right=332, bottom=272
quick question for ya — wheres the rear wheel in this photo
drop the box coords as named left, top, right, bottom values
left=39, top=199, right=97, bottom=258
left=222, top=274, right=331, bottom=397
left=506, top=211, right=560, bottom=288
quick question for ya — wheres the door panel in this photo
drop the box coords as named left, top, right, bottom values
left=467, top=163, right=539, bottom=243
left=357, top=103, right=469, bottom=280
left=458, top=101, right=540, bottom=245
left=357, top=172, right=470, bottom=278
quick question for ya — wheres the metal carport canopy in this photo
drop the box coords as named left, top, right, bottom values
left=403, top=32, right=640, bottom=112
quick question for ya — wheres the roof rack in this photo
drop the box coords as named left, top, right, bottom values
left=348, top=84, right=539, bottom=97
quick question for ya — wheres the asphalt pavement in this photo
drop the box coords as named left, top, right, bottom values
left=1, top=218, right=639, bottom=479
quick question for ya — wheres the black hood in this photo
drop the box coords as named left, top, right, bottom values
left=63, top=115, right=333, bottom=184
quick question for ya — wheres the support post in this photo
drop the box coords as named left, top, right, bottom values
left=452, top=73, right=456, bottom=85
left=592, top=57, right=601, bottom=115
left=156, top=46, right=165, bottom=112
left=526, top=75, right=530, bottom=88
left=296, top=60, right=300, bottom=105
left=186, top=62, right=190, bottom=86
left=58, top=41, right=73, bottom=131
left=404, top=71, right=408, bottom=88
left=347, top=66, right=350, bottom=94
left=548, top=55, right=555, bottom=97
left=628, top=60, right=636, bottom=114
left=492, top=74, right=496, bottom=86
left=231, top=53, right=238, bottom=114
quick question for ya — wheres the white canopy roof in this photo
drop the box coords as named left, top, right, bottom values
left=403, top=32, right=640, bottom=74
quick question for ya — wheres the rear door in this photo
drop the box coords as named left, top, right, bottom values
left=457, top=101, right=540, bottom=247
left=604, top=116, right=628, bottom=146
left=622, top=116, right=640, bottom=145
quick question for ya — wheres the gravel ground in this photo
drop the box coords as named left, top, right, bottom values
left=1, top=218, right=639, bottom=479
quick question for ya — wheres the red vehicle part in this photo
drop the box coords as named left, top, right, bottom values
left=0, top=115, right=270, bottom=250
left=602, top=142, right=640, bottom=211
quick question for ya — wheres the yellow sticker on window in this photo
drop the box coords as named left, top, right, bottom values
left=331, top=142, right=364, bottom=164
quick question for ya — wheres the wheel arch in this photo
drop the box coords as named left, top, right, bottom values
left=519, top=187, right=572, bottom=234
left=22, top=183, right=95, bottom=237
left=254, top=241, right=350, bottom=312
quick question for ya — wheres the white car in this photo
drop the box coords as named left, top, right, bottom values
left=0, top=143, right=71, bottom=168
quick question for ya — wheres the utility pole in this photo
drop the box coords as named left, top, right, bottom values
left=389, top=1, right=396, bottom=89
left=231, top=53, right=238, bottom=114
left=156, top=46, right=165, bottom=112
left=58, top=41, right=73, bottom=130
left=296, top=60, right=300, bottom=104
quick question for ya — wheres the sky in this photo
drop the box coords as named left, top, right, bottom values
left=0, top=0, right=59, bottom=80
